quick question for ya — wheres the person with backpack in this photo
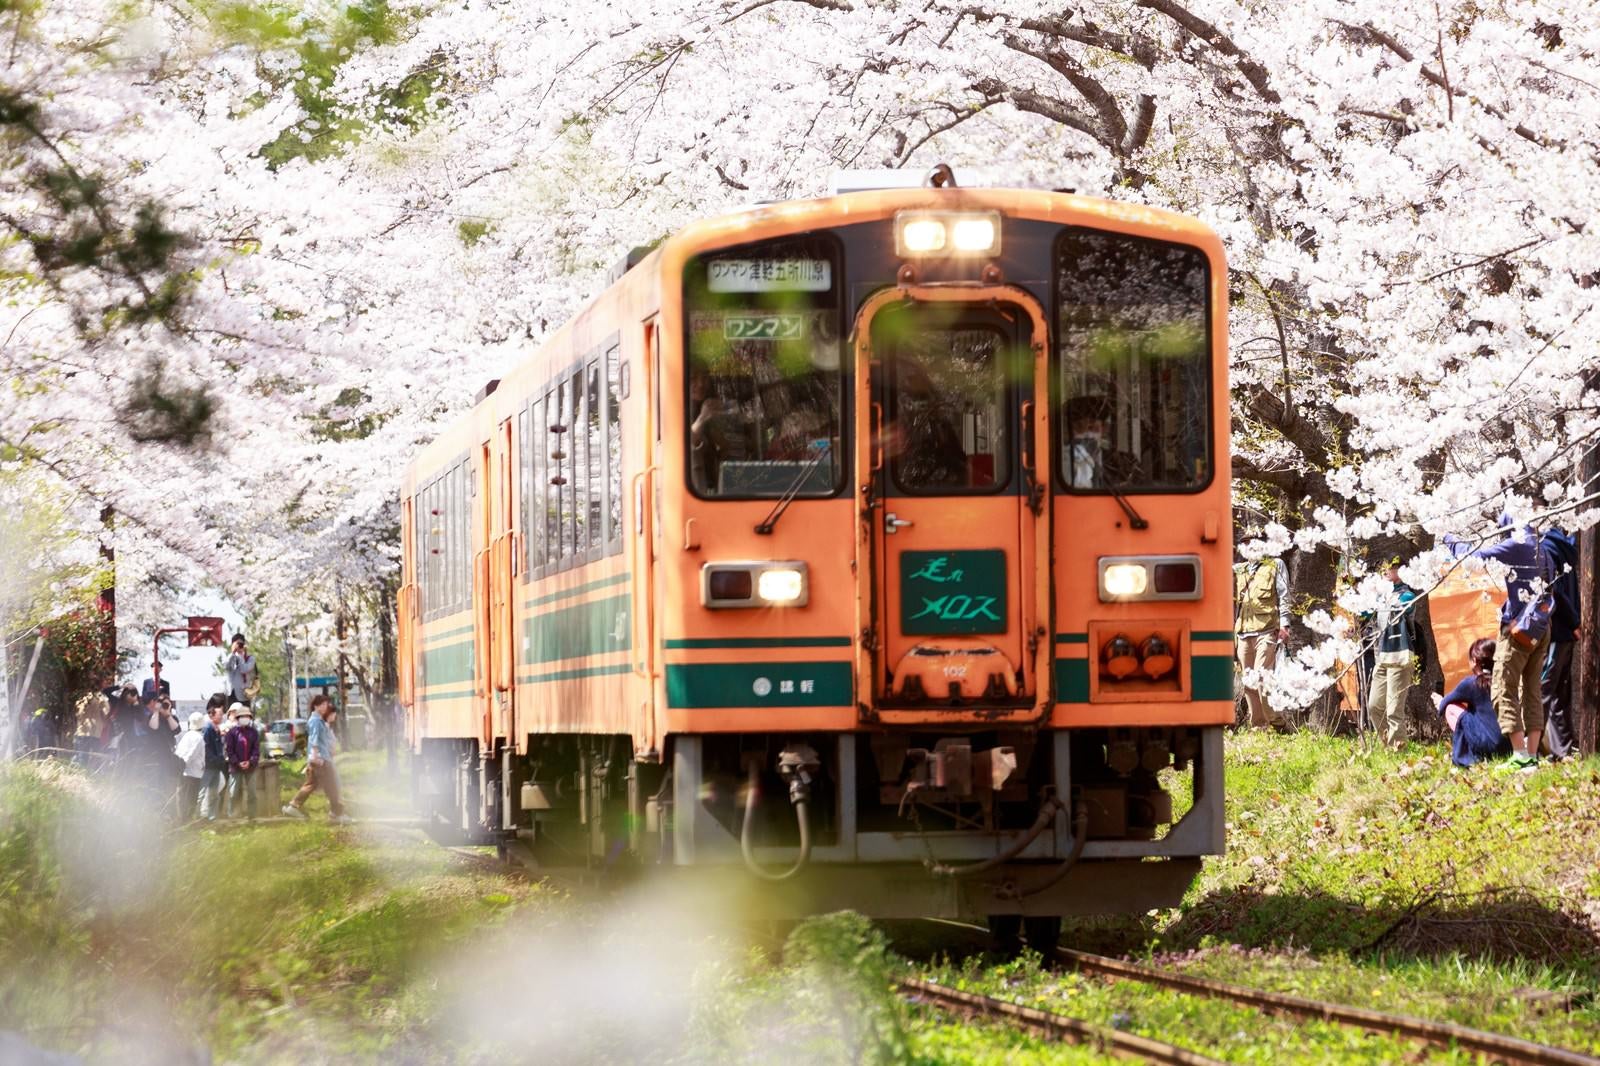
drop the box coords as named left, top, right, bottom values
left=1446, top=513, right=1555, bottom=770
left=1540, top=527, right=1581, bottom=759
left=224, top=704, right=262, bottom=820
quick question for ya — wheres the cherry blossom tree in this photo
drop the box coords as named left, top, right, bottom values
left=5, top=0, right=1597, bottom=736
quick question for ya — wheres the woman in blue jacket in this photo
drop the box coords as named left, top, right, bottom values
left=1438, top=638, right=1511, bottom=768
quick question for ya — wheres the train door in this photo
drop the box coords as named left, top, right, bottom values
left=488, top=418, right=517, bottom=744
left=398, top=495, right=418, bottom=713
left=855, top=287, right=1052, bottom=719
left=473, top=441, right=494, bottom=748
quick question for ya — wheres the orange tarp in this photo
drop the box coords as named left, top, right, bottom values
left=1334, top=568, right=1503, bottom=713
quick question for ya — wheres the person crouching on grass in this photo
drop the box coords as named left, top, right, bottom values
left=1436, top=638, right=1511, bottom=769
left=225, top=703, right=262, bottom=820
left=282, top=695, right=351, bottom=824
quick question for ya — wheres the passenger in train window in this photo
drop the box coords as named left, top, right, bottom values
left=689, top=365, right=755, bottom=491
left=892, top=357, right=969, bottom=489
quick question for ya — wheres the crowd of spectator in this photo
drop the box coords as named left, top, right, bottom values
left=1237, top=515, right=1583, bottom=771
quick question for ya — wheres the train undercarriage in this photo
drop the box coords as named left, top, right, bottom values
left=413, top=724, right=1222, bottom=937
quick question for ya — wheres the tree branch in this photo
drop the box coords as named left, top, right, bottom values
left=1135, top=0, right=1280, bottom=103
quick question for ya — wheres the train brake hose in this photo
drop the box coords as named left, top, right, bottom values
left=925, top=791, right=1066, bottom=878
left=1017, top=806, right=1090, bottom=896
left=740, top=761, right=814, bottom=881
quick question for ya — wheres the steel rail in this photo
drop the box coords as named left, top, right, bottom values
left=899, top=976, right=1227, bottom=1066
left=1057, top=948, right=1600, bottom=1066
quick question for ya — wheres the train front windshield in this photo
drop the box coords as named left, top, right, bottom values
left=683, top=237, right=845, bottom=499
left=1056, top=228, right=1212, bottom=493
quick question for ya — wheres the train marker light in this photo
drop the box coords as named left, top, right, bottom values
left=1102, top=634, right=1139, bottom=679
left=702, top=561, right=810, bottom=608
left=1102, top=563, right=1149, bottom=599
left=894, top=211, right=1001, bottom=256
left=1140, top=634, right=1175, bottom=679
left=757, top=567, right=806, bottom=604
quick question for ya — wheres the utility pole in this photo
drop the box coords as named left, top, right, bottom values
left=335, top=587, right=349, bottom=727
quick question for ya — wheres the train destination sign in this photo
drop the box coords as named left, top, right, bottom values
left=707, top=257, right=832, bottom=292
left=723, top=313, right=805, bottom=340
left=900, top=550, right=1007, bottom=635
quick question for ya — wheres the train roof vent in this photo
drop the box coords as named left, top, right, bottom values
left=475, top=379, right=500, bottom=404
left=607, top=245, right=655, bottom=285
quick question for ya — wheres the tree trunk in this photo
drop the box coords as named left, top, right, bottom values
left=1577, top=439, right=1599, bottom=755
left=376, top=576, right=399, bottom=773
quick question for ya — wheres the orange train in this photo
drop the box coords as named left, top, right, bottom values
left=398, top=175, right=1233, bottom=943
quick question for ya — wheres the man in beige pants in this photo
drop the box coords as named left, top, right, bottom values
left=1234, top=554, right=1290, bottom=729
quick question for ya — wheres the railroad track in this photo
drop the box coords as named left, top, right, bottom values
left=1055, top=947, right=1600, bottom=1066
left=899, top=976, right=1225, bottom=1065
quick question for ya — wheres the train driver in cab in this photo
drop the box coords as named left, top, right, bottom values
left=689, top=363, right=755, bottom=492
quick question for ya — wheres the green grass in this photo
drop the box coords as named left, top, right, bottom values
left=6, top=736, right=1599, bottom=1063
left=0, top=753, right=550, bottom=1062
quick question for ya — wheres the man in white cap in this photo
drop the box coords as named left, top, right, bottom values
left=224, top=702, right=262, bottom=820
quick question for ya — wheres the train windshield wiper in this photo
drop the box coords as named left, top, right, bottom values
left=1106, top=480, right=1149, bottom=530
left=755, top=443, right=831, bottom=535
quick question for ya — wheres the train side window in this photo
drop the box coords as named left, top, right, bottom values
left=445, top=467, right=457, bottom=612
left=556, top=379, right=573, bottom=563
left=527, top=396, right=544, bottom=574
left=544, top=388, right=560, bottom=570
left=586, top=359, right=603, bottom=552
left=605, top=344, right=623, bottom=553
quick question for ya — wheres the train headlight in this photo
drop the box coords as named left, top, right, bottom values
left=950, top=216, right=997, bottom=252
left=757, top=568, right=806, bottom=604
left=1101, top=563, right=1149, bottom=599
left=898, top=216, right=946, bottom=254
left=894, top=211, right=1001, bottom=257
left=702, top=562, right=809, bottom=608
left=1098, top=556, right=1203, bottom=602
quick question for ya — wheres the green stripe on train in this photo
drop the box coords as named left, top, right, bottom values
left=524, top=572, right=630, bottom=608
left=1190, top=655, right=1235, bottom=700
left=517, top=663, right=633, bottom=685
left=422, top=641, right=474, bottom=687
left=666, top=661, right=852, bottom=708
left=664, top=636, right=852, bottom=649
left=1053, top=655, right=1233, bottom=703
left=524, top=592, right=630, bottom=665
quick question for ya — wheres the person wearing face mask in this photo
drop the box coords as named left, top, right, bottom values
left=1064, top=394, right=1111, bottom=489
left=224, top=704, right=262, bottom=820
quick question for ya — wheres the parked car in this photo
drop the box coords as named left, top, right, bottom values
left=263, top=718, right=309, bottom=760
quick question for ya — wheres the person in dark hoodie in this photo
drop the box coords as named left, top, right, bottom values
left=1446, top=513, right=1555, bottom=770
left=1540, top=527, right=1580, bottom=759
left=198, top=698, right=228, bottom=821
